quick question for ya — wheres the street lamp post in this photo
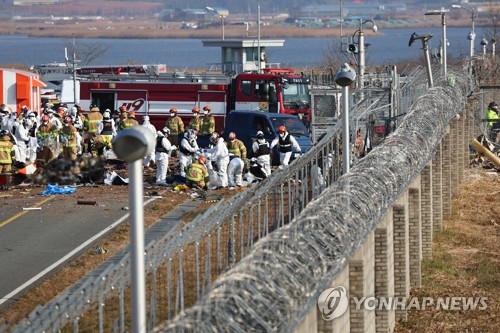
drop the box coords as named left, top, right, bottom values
left=425, top=9, right=449, bottom=78
left=451, top=5, right=475, bottom=57
left=480, top=38, right=488, bottom=55
left=206, top=7, right=225, bottom=40
left=335, top=63, right=356, bottom=174
left=355, top=19, right=377, bottom=94
left=112, top=126, right=155, bottom=333
left=409, top=33, right=434, bottom=88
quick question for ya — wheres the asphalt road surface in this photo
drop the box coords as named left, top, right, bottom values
left=0, top=185, right=132, bottom=310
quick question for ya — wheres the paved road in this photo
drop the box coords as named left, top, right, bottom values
left=0, top=186, right=131, bottom=310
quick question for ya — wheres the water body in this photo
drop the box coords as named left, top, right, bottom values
left=0, top=27, right=487, bottom=69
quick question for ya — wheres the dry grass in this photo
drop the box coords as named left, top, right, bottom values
left=396, top=169, right=500, bottom=333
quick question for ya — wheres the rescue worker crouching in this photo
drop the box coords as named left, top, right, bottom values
left=270, top=125, right=301, bottom=166
left=155, top=127, right=176, bottom=185
left=226, top=131, right=247, bottom=189
left=179, top=129, right=199, bottom=178
left=186, top=155, right=209, bottom=190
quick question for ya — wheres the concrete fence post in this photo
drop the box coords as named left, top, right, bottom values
left=420, top=163, right=433, bottom=260
left=441, top=127, right=451, bottom=217
left=457, top=113, right=465, bottom=184
left=432, top=142, right=443, bottom=231
left=374, top=210, right=395, bottom=333
left=392, top=191, right=409, bottom=321
left=408, top=176, right=422, bottom=288
left=450, top=119, right=459, bottom=195
left=349, top=234, right=376, bottom=333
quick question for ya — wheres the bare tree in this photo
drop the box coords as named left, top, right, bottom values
left=64, top=40, right=107, bottom=66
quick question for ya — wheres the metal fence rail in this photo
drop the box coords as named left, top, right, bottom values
left=9, top=68, right=435, bottom=333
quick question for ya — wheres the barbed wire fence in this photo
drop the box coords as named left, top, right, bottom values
left=158, top=70, right=475, bottom=332
left=6, top=67, right=473, bottom=333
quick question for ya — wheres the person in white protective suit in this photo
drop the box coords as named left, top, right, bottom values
left=251, top=130, right=271, bottom=177
left=178, top=129, right=199, bottom=177
left=13, top=117, right=31, bottom=165
left=155, top=127, right=176, bottom=185
left=205, top=132, right=229, bottom=188
left=226, top=131, right=246, bottom=189
left=140, top=115, right=157, bottom=168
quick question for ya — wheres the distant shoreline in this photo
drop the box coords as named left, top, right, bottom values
left=0, top=19, right=481, bottom=40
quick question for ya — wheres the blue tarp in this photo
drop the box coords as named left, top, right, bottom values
left=41, top=184, right=77, bottom=196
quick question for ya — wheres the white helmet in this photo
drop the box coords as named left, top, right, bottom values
left=103, top=110, right=111, bottom=119
left=162, top=127, right=171, bottom=135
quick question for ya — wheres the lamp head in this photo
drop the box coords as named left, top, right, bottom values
left=480, top=38, right=488, bottom=46
left=112, top=126, right=155, bottom=162
left=372, top=25, right=378, bottom=33
left=334, top=63, right=356, bottom=87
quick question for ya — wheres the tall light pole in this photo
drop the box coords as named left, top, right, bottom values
left=451, top=4, right=475, bottom=58
left=112, top=126, right=155, bottom=333
left=257, top=0, right=261, bottom=72
left=354, top=19, right=377, bottom=93
left=425, top=9, right=449, bottom=78
left=409, top=33, right=434, bottom=88
left=335, top=63, right=356, bottom=174
left=480, top=38, right=488, bottom=56
left=206, top=7, right=225, bottom=40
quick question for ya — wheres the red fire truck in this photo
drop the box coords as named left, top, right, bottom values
left=62, top=66, right=311, bottom=131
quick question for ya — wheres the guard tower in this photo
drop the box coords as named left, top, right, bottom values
left=202, top=39, right=285, bottom=74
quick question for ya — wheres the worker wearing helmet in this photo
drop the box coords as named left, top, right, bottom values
left=0, top=129, right=16, bottom=175
left=95, top=110, right=117, bottom=157
left=486, top=101, right=499, bottom=142
left=165, top=107, right=184, bottom=157
left=155, top=127, right=176, bottom=185
left=204, top=132, right=229, bottom=188
left=226, top=131, right=247, bottom=189
left=270, top=125, right=301, bottom=166
left=36, top=115, right=58, bottom=162
left=252, top=130, right=272, bottom=177
left=83, top=105, right=103, bottom=155
left=200, top=105, right=215, bottom=136
left=179, top=129, right=200, bottom=178
left=13, top=115, right=31, bottom=166
left=186, top=155, right=210, bottom=190
left=188, top=106, right=202, bottom=133
left=122, top=111, right=139, bottom=129
left=60, top=115, right=78, bottom=161
left=141, top=115, right=157, bottom=168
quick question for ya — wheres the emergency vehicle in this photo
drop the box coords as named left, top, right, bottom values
left=60, top=65, right=311, bottom=131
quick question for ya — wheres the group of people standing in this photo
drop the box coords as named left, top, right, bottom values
left=0, top=102, right=302, bottom=192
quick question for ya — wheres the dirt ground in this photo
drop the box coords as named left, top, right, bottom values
left=0, top=158, right=499, bottom=331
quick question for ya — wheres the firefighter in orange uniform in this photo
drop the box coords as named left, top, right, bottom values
left=0, top=130, right=15, bottom=174
left=83, top=105, right=103, bottom=155
left=200, top=105, right=215, bottom=136
left=60, top=116, right=78, bottom=161
left=165, top=107, right=184, bottom=157
left=188, top=106, right=202, bottom=133
left=186, top=155, right=209, bottom=190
